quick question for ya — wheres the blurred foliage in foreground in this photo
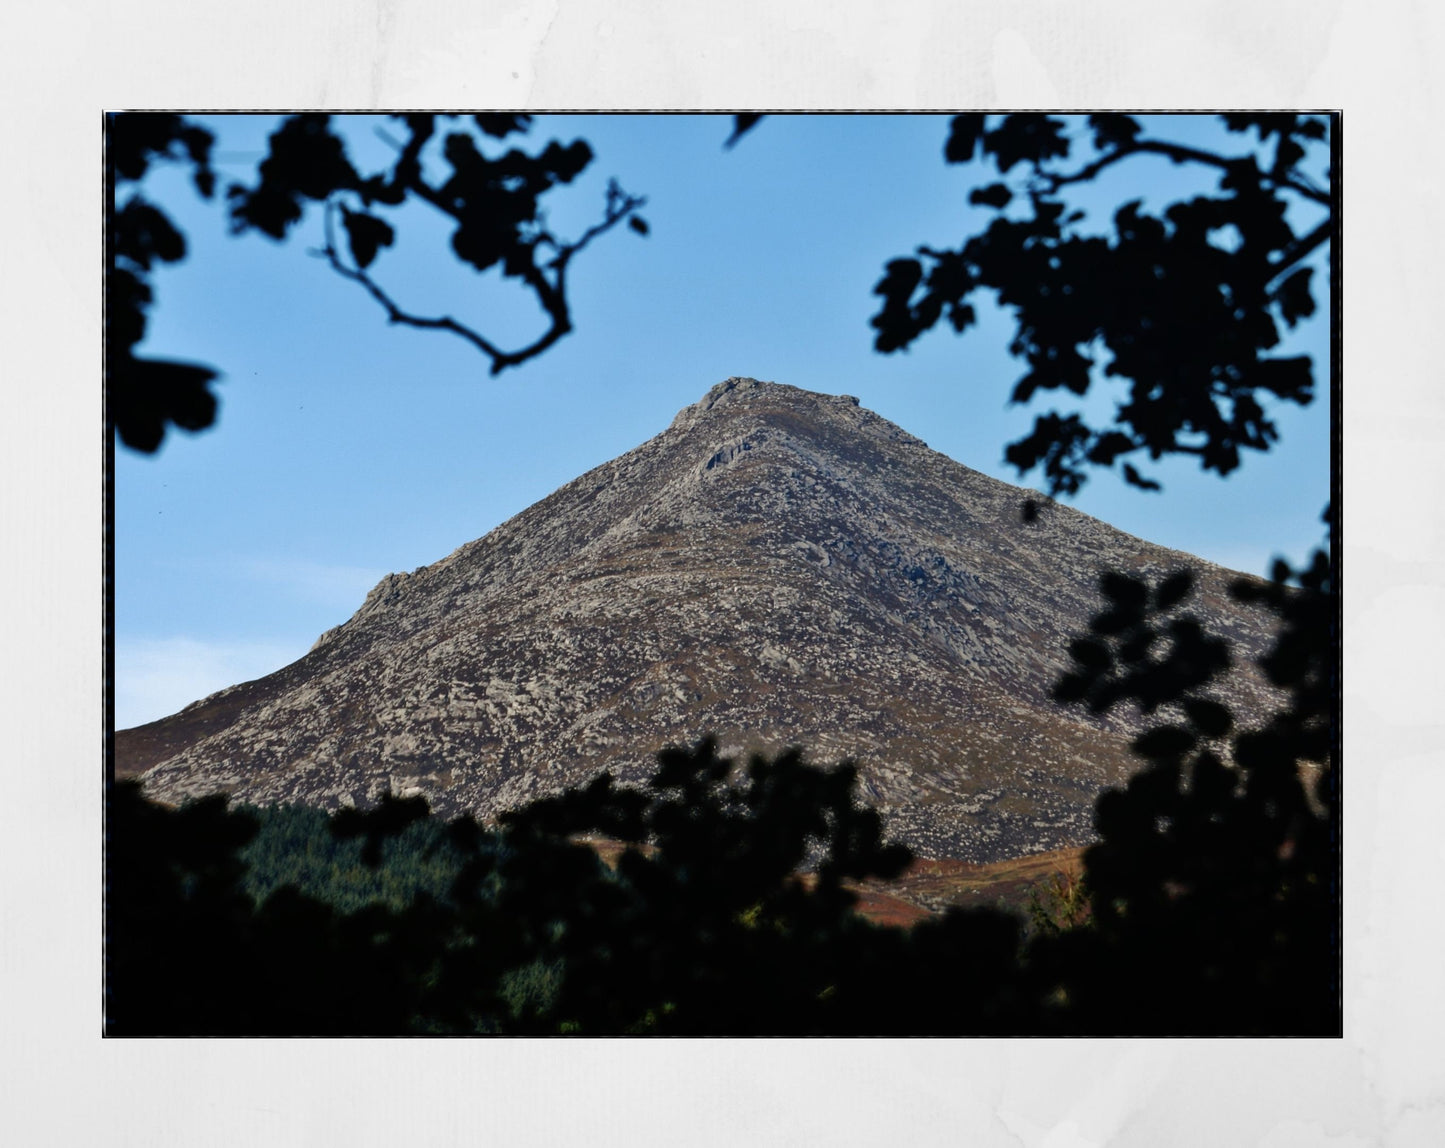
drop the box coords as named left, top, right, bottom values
left=107, top=543, right=1335, bottom=1036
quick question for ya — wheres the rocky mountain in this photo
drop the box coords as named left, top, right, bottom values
left=116, top=377, right=1282, bottom=862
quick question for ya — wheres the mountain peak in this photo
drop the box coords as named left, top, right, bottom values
left=117, top=377, right=1280, bottom=863
left=669, top=376, right=862, bottom=433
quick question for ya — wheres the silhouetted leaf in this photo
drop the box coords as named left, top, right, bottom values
left=1122, top=463, right=1161, bottom=492
left=1182, top=698, right=1233, bottom=737
left=1086, top=432, right=1135, bottom=466
left=1091, top=607, right=1136, bottom=636
left=1228, top=576, right=1269, bottom=604
left=1099, top=572, right=1148, bottom=608
left=1274, top=267, right=1316, bottom=327
left=870, top=258, right=927, bottom=353
left=1117, top=629, right=1156, bottom=664
left=1153, top=570, right=1194, bottom=610
left=114, top=198, right=187, bottom=269
left=475, top=114, right=532, bottom=139
left=628, top=215, right=649, bottom=236
left=539, top=138, right=593, bottom=183
left=1088, top=113, right=1141, bottom=150
left=1274, top=135, right=1306, bottom=174
left=946, top=301, right=977, bottom=333
left=969, top=183, right=1012, bottom=209
left=107, top=267, right=151, bottom=351
left=1069, top=636, right=1112, bottom=670
left=724, top=114, right=765, bottom=149
left=340, top=206, right=395, bottom=269
left=1221, top=113, right=1297, bottom=141
left=111, top=355, right=220, bottom=452
left=226, top=180, right=302, bottom=239
left=984, top=114, right=1069, bottom=173
left=229, top=115, right=361, bottom=240
left=1131, top=726, right=1197, bottom=761
left=944, top=114, right=986, bottom=163
left=1053, top=672, right=1088, bottom=703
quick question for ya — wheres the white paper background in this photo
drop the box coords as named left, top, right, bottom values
left=3, top=1, right=1441, bottom=1144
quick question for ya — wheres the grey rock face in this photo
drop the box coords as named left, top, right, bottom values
left=117, top=377, right=1281, bottom=862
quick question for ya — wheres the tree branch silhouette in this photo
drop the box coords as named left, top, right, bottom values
left=874, top=113, right=1333, bottom=497
left=110, top=113, right=648, bottom=451
left=1036, top=135, right=1332, bottom=208
left=312, top=173, right=645, bottom=375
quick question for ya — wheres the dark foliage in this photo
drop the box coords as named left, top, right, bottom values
left=107, top=580, right=1339, bottom=1040
left=105, top=784, right=445, bottom=1034
left=107, top=741, right=1035, bottom=1034
left=107, top=113, right=648, bottom=453
left=107, top=114, right=222, bottom=452
left=872, top=113, right=1333, bottom=496
left=227, top=113, right=647, bottom=377
left=724, top=114, right=765, bottom=149
left=1031, top=515, right=1337, bottom=1034
left=866, top=112, right=1338, bottom=1032
left=487, top=740, right=921, bottom=1034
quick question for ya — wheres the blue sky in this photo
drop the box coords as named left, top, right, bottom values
left=114, top=113, right=1332, bottom=729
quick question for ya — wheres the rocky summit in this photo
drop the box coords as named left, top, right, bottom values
left=116, top=377, right=1282, bottom=862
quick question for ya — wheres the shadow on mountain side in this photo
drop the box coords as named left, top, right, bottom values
left=105, top=550, right=1337, bottom=1036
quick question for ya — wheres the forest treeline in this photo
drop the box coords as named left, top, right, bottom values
left=106, top=554, right=1336, bottom=1036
